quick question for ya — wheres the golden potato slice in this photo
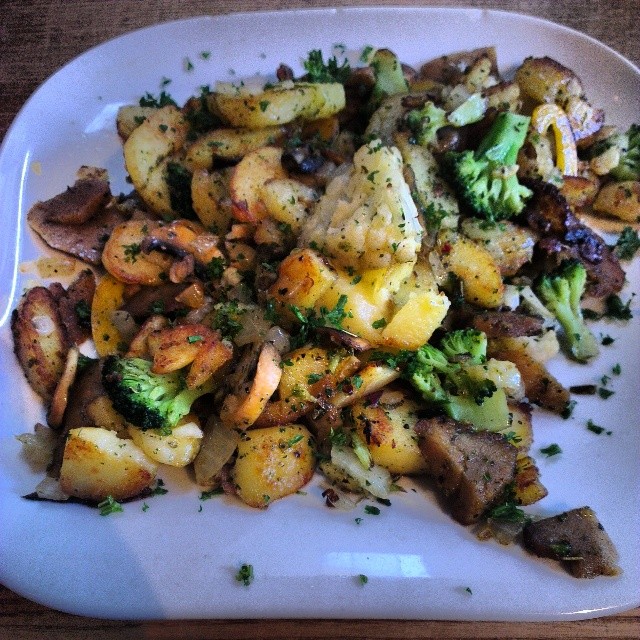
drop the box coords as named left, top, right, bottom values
left=232, top=424, right=315, bottom=508
left=59, top=427, right=157, bottom=501
left=514, top=56, right=583, bottom=105
left=185, top=126, right=285, bottom=170
left=268, top=248, right=337, bottom=313
left=11, top=286, right=70, bottom=402
left=214, top=82, right=345, bottom=129
left=230, top=146, right=287, bottom=222
left=102, top=220, right=173, bottom=285
left=381, top=289, right=450, bottom=350
left=123, top=105, right=188, bottom=198
left=593, top=180, right=640, bottom=222
left=116, top=105, right=159, bottom=140
left=128, top=418, right=203, bottom=467
left=512, top=455, right=548, bottom=506
left=436, top=231, right=504, bottom=308
left=351, top=387, right=427, bottom=475
left=191, top=168, right=234, bottom=233
left=260, top=178, right=318, bottom=233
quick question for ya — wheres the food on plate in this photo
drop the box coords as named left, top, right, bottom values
left=12, top=44, right=638, bottom=578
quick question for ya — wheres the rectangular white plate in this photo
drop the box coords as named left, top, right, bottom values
left=0, top=7, right=638, bottom=621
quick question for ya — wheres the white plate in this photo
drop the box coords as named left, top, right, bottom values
left=0, top=7, right=639, bottom=621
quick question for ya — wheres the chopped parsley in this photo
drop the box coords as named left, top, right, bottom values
left=371, top=317, right=387, bottom=329
left=364, top=505, right=381, bottom=516
left=561, top=400, right=577, bottom=419
left=150, top=479, right=168, bottom=496
left=586, top=419, right=612, bottom=436
left=598, top=387, right=615, bottom=399
left=187, top=335, right=203, bottom=344
left=539, top=443, right=562, bottom=457
left=613, top=226, right=640, bottom=260
left=358, top=574, right=369, bottom=585
left=303, top=49, right=351, bottom=84
left=200, top=488, right=223, bottom=501
left=98, top=496, right=123, bottom=516
left=604, top=294, right=634, bottom=320
left=122, top=242, right=142, bottom=263
left=235, top=563, right=254, bottom=586
left=139, top=90, right=177, bottom=108
left=212, top=301, right=245, bottom=340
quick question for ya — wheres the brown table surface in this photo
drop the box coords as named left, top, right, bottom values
left=1, top=0, right=639, bottom=637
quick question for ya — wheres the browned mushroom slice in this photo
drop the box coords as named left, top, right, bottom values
left=49, top=268, right=96, bottom=345
left=523, top=507, right=620, bottom=578
left=415, top=416, right=517, bottom=525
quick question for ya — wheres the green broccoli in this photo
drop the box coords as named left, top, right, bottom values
left=590, top=124, right=640, bottom=181
left=406, top=102, right=448, bottom=147
left=303, top=49, right=351, bottom=84
left=406, top=95, right=487, bottom=148
left=403, top=333, right=509, bottom=432
left=444, top=111, right=533, bottom=221
left=535, top=260, right=599, bottom=363
left=102, top=356, right=214, bottom=433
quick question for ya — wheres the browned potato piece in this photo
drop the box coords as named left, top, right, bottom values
left=419, top=47, right=498, bottom=85
left=230, top=146, right=287, bottom=222
left=351, top=387, right=427, bottom=475
left=102, top=220, right=173, bottom=285
left=11, top=286, right=69, bottom=402
left=512, top=455, right=548, bottom=506
left=191, top=168, right=234, bottom=234
left=232, top=424, right=315, bottom=508
left=593, top=180, right=640, bottom=223
left=185, top=126, right=285, bottom=170
left=515, top=56, right=583, bottom=105
left=116, top=105, right=158, bottom=140
left=59, top=427, right=157, bottom=501
left=489, top=340, right=570, bottom=414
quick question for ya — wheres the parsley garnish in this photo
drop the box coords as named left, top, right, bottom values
left=150, top=479, right=168, bottom=496
left=206, top=256, right=227, bottom=280
left=139, top=90, right=176, bottom=108
left=604, top=294, right=634, bottom=320
left=371, top=317, right=387, bottom=329
left=200, top=488, right=223, bottom=501
left=98, top=496, right=123, bottom=516
left=212, top=301, right=245, bottom=340
left=540, top=443, right=562, bottom=457
left=364, top=505, right=381, bottom=516
left=303, top=49, right=351, bottom=84
left=236, top=563, right=254, bottom=586
left=123, top=242, right=142, bottom=263
left=613, top=226, right=640, bottom=260
left=358, top=574, right=369, bottom=585
left=586, top=419, right=612, bottom=435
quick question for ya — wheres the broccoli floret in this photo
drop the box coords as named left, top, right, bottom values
left=406, top=102, right=448, bottom=147
left=535, top=260, right=599, bottom=363
left=102, top=356, right=214, bottom=433
left=591, top=124, right=640, bottom=181
left=439, top=328, right=487, bottom=364
left=444, top=111, right=533, bottom=221
left=303, top=49, right=351, bottom=84
left=404, top=337, right=507, bottom=431
left=406, top=95, right=487, bottom=148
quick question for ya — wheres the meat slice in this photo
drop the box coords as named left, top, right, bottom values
left=523, top=507, right=620, bottom=578
left=525, top=180, right=624, bottom=298
left=470, top=311, right=544, bottom=338
left=415, top=416, right=517, bottom=525
left=28, top=172, right=128, bottom=265
left=48, top=269, right=96, bottom=345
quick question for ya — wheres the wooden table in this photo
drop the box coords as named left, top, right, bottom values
left=1, top=1, right=639, bottom=637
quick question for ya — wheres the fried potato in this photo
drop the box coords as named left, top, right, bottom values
left=59, top=427, right=157, bottom=501
left=214, top=82, right=345, bottom=129
left=128, top=418, right=203, bottom=467
left=232, top=424, right=315, bottom=508
left=91, top=273, right=127, bottom=357
left=11, top=286, right=69, bottom=402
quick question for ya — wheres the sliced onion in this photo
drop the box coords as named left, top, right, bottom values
left=35, top=476, right=69, bottom=501
left=16, top=423, right=58, bottom=470
left=193, top=415, right=240, bottom=488
left=329, top=445, right=392, bottom=500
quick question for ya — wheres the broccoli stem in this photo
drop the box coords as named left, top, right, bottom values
left=536, top=261, right=599, bottom=363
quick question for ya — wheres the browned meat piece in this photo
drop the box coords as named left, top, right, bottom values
left=525, top=181, right=625, bottom=298
left=523, top=507, right=620, bottom=578
left=415, top=416, right=517, bottom=525
left=11, top=286, right=70, bottom=402
left=48, top=269, right=96, bottom=345
left=120, top=282, right=192, bottom=321
left=28, top=176, right=128, bottom=265
left=39, top=178, right=111, bottom=225
left=470, top=311, right=545, bottom=338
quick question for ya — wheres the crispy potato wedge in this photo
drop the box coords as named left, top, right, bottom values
left=214, top=82, right=345, bottom=129
left=11, top=286, right=69, bottom=402
left=185, top=126, right=285, bottom=170
left=593, top=180, right=640, bottom=222
left=260, top=178, right=318, bottom=233
left=116, top=105, right=159, bottom=140
left=102, top=220, right=173, bottom=285
left=230, top=146, right=287, bottom=222
left=351, top=387, right=428, bottom=475
left=232, top=424, right=315, bottom=508
left=91, top=273, right=127, bottom=357
left=59, top=427, right=157, bottom=501
left=191, top=168, right=234, bottom=233
left=128, top=418, right=203, bottom=467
